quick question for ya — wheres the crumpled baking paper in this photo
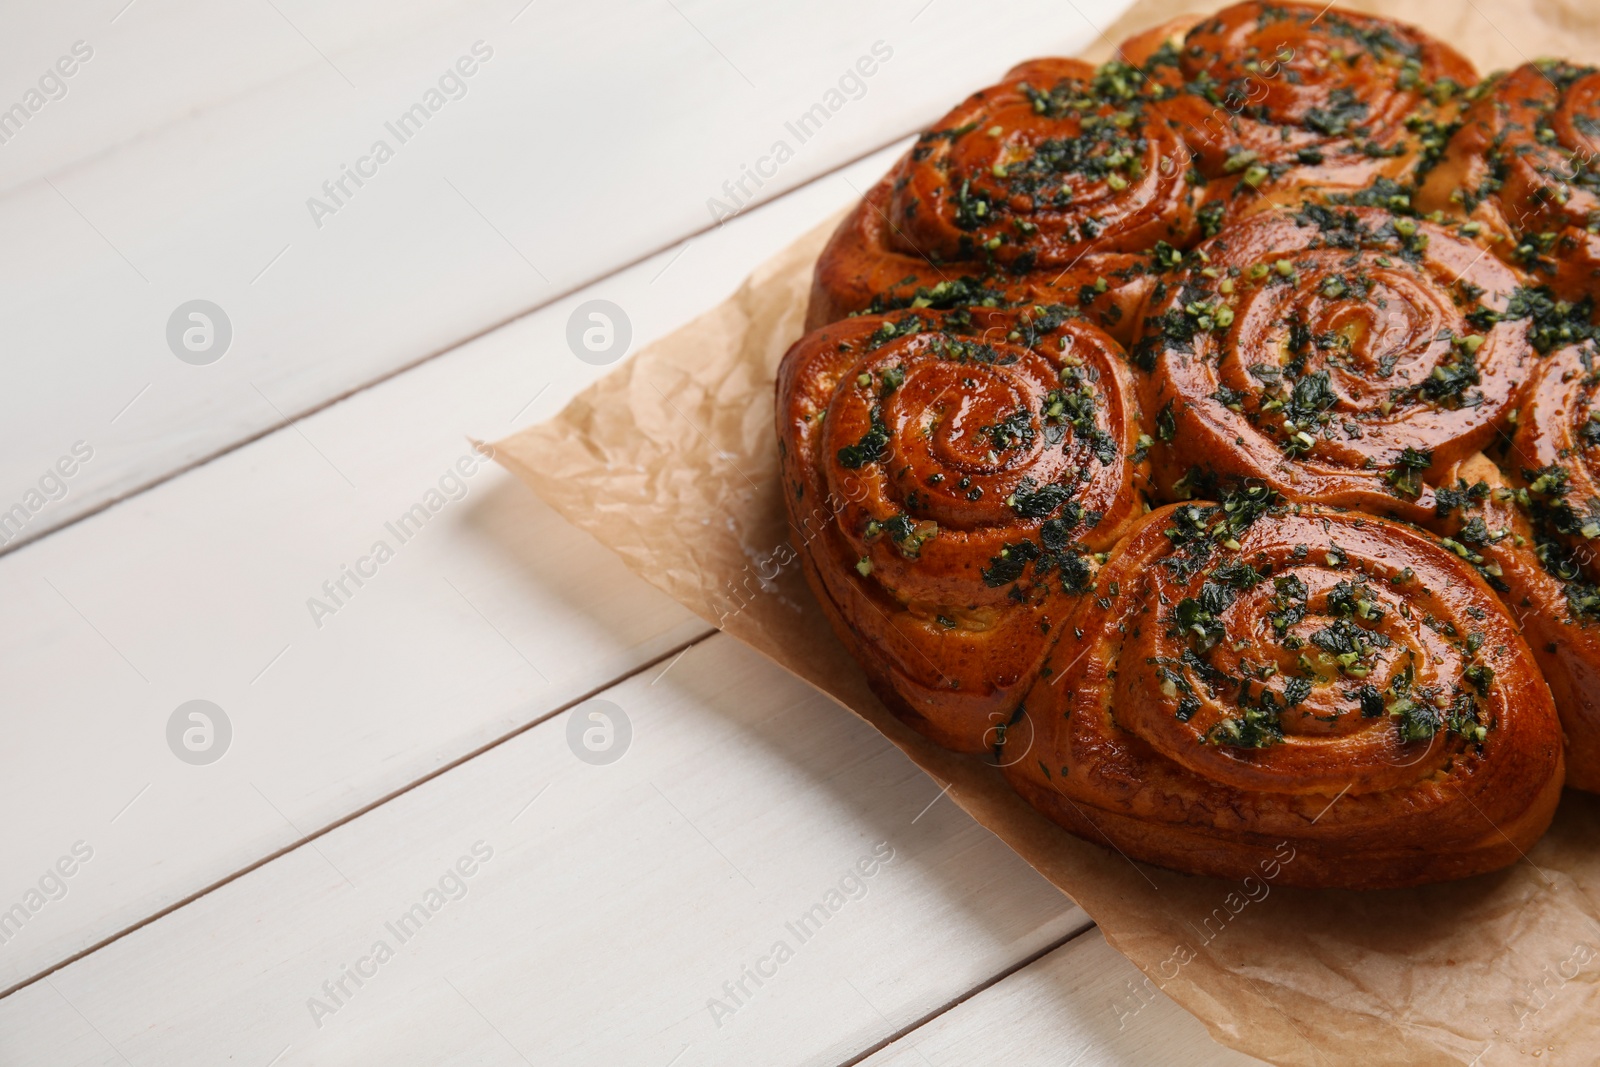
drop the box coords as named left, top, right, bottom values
left=495, top=2, right=1600, bottom=1061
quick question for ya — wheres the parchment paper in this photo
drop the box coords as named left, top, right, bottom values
left=496, top=3, right=1600, bottom=1062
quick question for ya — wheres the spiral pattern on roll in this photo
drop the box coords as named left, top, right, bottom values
left=782, top=1, right=1597, bottom=884
left=1142, top=1, right=1476, bottom=202
left=1426, top=454, right=1600, bottom=792
left=1135, top=205, right=1530, bottom=519
left=889, top=57, right=1200, bottom=267
left=1417, top=61, right=1600, bottom=300
left=1508, top=339, right=1600, bottom=611
left=777, top=307, right=1150, bottom=752
left=1001, top=498, right=1563, bottom=888
left=807, top=57, right=1207, bottom=341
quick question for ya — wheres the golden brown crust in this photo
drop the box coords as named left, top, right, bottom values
left=1427, top=455, right=1600, bottom=793
left=781, top=2, right=1593, bottom=886
left=887, top=57, right=1201, bottom=266
left=1134, top=206, right=1531, bottom=521
left=804, top=180, right=1156, bottom=340
left=776, top=307, right=1150, bottom=752
left=1113, top=15, right=1201, bottom=71
left=1496, top=341, right=1600, bottom=791
left=1508, top=341, right=1600, bottom=565
left=1415, top=62, right=1600, bottom=301
left=807, top=56, right=1206, bottom=342
left=1001, top=501, right=1564, bottom=889
left=1140, top=2, right=1477, bottom=203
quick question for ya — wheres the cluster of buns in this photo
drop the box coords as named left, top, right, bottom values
left=776, top=1, right=1600, bottom=889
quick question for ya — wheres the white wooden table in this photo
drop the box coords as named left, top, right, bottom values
left=0, top=3, right=1265, bottom=1063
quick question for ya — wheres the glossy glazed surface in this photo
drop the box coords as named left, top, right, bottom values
left=1503, top=345, right=1600, bottom=791
left=1136, top=206, right=1530, bottom=519
left=1510, top=340, right=1600, bottom=558
left=776, top=307, right=1149, bottom=752
left=785, top=2, right=1599, bottom=887
left=807, top=56, right=1206, bottom=341
left=1417, top=62, right=1600, bottom=301
left=1428, top=454, right=1600, bottom=792
left=809, top=1, right=1480, bottom=343
left=1146, top=1, right=1476, bottom=196
left=1002, top=501, right=1564, bottom=889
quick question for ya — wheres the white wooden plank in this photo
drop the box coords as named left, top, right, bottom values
left=0, top=634, right=1088, bottom=1066
left=0, top=0, right=482, bottom=196
left=0, top=0, right=1135, bottom=548
left=860, top=930, right=1267, bottom=1067
left=0, top=146, right=908, bottom=991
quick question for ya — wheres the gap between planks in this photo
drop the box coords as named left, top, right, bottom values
left=0, top=627, right=717, bottom=1002
left=833, top=919, right=1099, bottom=1067
left=0, top=91, right=1106, bottom=1048
left=0, top=130, right=913, bottom=561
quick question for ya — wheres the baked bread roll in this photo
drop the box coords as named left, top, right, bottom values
left=1134, top=205, right=1531, bottom=519
left=1114, top=15, right=1201, bottom=71
left=1415, top=61, right=1600, bottom=301
left=1137, top=1, right=1476, bottom=211
left=1496, top=341, right=1600, bottom=789
left=1001, top=498, right=1564, bottom=889
left=1426, top=454, right=1600, bottom=792
left=807, top=56, right=1208, bottom=341
left=779, top=0, right=1593, bottom=885
left=776, top=307, right=1150, bottom=752
left=1509, top=335, right=1600, bottom=561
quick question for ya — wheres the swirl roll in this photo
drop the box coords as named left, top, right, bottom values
left=1501, top=341, right=1600, bottom=790
left=1427, top=455, right=1600, bottom=792
left=1416, top=62, right=1600, bottom=301
left=808, top=57, right=1208, bottom=341
left=777, top=307, right=1150, bottom=752
left=1135, top=205, right=1531, bottom=518
left=1136, top=2, right=1476, bottom=205
left=1115, top=16, right=1201, bottom=72
left=1510, top=338, right=1600, bottom=559
left=1002, top=497, right=1564, bottom=889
